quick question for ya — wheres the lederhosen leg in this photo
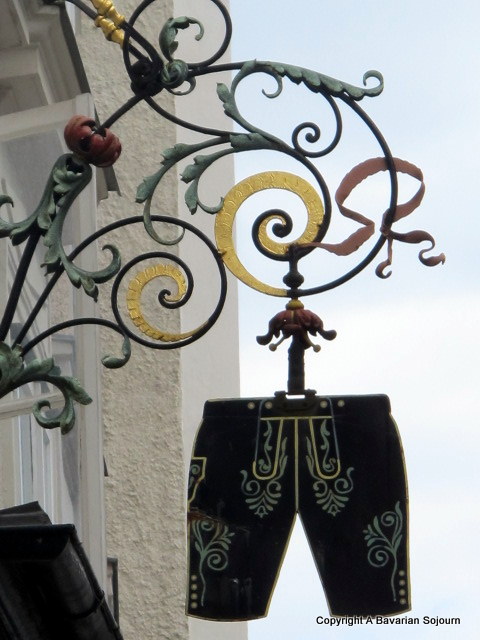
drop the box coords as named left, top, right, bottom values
left=187, top=398, right=296, bottom=621
left=297, top=395, right=409, bottom=616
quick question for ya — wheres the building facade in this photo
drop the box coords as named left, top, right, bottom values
left=0, top=1, right=244, bottom=638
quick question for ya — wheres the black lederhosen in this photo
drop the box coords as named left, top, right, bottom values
left=186, top=394, right=409, bottom=621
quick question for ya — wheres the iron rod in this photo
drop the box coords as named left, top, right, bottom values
left=0, top=231, right=41, bottom=342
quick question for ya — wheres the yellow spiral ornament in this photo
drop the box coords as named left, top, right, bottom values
left=127, top=264, right=205, bottom=342
left=215, top=171, right=325, bottom=296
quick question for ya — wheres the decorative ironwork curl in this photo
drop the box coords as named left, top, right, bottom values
left=110, top=217, right=227, bottom=349
left=214, top=171, right=327, bottom=297
left=0, top=198, right=225, bottom=429
left=119, top=0, right=232, bottom=105
left=2, top=0, right=445, bottom=429
left=59, top=0, right=442, bottom=298
left=291, top=93, right=342, bottom=158
left=134, top=58, right=426, bottom=301
left=0, top=155, right=120, bottom=302
left=158, top=0, right=232, bottom=70
left=0, top=343, right=91, bottom=434
left=21, top=319, right=131, bottom=370
left=251, top=209, right=294, bottom=260
left=18, top=214, right=227, bottom=355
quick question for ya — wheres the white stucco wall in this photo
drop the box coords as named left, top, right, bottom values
left=75, top=1, right=244, bottom=639
left=75, top=2, right=187, bottom=638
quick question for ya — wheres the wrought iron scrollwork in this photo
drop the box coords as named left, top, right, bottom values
left=0, top=343, right=92, bottom=434
left=109, top=217, right=227, bottom=350
left=0, top=151, right=226, bottom=429
left=58, top=0, right=443, bottom=294
left=2, top=0, right=445, bottom=428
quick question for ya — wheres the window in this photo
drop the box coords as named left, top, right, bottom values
left=0, top=94, right=107, bottom=586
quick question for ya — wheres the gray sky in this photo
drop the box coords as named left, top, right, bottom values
left=228, top=1, right=480, bottom=638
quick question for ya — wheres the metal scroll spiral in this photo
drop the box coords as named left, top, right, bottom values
left=0, top=197, right=227, bottom=432
left=0, top=0, right=445, bottom=431
left=109, top=216, right=227, bottom=350
left=215, top=171, right=328, bottom=297
left=60, top=1, right=443, bottom=297
left=17, top=214, right=227, bottom=355
left=122, top=4, right=442, bottom=297
left=122, top=0, right=232, bottom=102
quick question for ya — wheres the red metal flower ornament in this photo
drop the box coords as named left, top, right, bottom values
left=257, top=300, right=337, bottom=352
left=64, top=115, right=121, bottom=167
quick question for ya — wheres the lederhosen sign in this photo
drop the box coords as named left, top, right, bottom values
left=185, top=159, right=443, bottom=620
left=186, top=394, right=409, bottom=621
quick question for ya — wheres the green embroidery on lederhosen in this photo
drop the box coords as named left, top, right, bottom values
left=305, top=410, right=354, bottom=516
left=188, top=456, right=206, bottom=507
left=240, top=418, right=288, bottom=518
left=363, top=501, right=404, bottom=601
left=191, top=519, right=235, bottom=606
left=305, top=434, right=354, bottom=516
